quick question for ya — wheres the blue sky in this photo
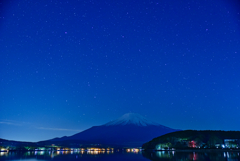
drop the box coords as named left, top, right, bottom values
left=1, top=0, right=240, bottom=142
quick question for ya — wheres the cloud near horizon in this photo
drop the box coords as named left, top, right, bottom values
left=0, top=120, right=81, bottom=132
left=37, top=127, right=81, bottom=132
left=0, top=120, right=22, bottom=126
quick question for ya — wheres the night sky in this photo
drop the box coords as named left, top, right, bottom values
left=1, top=0, right=240, bottom=142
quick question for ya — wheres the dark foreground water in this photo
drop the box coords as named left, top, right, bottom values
left=1, top=150, right=240, bottom=161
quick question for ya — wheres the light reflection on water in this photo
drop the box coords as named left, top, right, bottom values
left=0, top=150, right=132, bottom=157
left=143, top=151, right=240, bottom=161
left=0, top=152, right=6, bottom=156
left=1, top=150, right=240, bottom=161
left=0, top=150, right=148, bottom=161
left=155, top=150, right=175, bottom=158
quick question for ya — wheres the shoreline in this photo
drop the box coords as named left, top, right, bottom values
left=175, top=149, right=240, bottom=152
left=146, top=149, right=240, bottom=152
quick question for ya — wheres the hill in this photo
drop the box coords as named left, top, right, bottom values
left=142, top=130, right=240, bottom=150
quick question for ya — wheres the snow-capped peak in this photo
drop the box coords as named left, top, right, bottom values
left=104, top=113, right=161, bottom=126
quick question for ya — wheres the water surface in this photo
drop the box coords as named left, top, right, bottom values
left=1, top=150, right=240, bottom=161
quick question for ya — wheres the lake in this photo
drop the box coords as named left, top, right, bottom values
left=1, top=150, right=240, bottom=161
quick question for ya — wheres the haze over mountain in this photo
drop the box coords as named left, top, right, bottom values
left=49, top=113, right=179, bottom=147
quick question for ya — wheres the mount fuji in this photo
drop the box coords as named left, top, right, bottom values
left=48, top=113, right=179, bottom=147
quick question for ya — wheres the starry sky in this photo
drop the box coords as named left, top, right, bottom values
left=1, top=0, right=240, bottom=142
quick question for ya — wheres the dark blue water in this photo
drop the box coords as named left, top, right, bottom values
left=1, top=151, right=240, bottom=161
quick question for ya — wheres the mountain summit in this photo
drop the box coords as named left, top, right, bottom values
left=49, top=113, right=179, bottom=147
left=104, top=113, right=160, bottom=126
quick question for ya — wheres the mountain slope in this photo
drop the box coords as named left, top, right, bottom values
left=50, top=113, right=179, bottom=147
left=104, top=113, right=161, bottom=126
